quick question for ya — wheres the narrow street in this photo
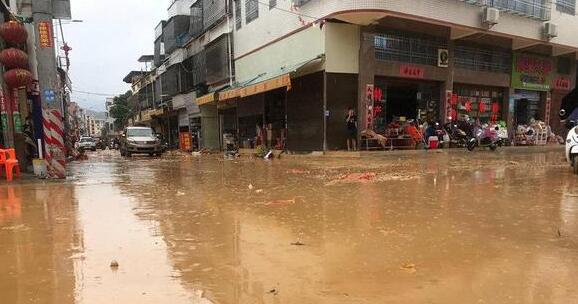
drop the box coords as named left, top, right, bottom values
left=2, top=148, right=578, bottom=303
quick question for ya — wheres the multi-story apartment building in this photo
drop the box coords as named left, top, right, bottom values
left=124, top=0, right=234, bottom=151
left=202, top=0, right=575, bottom=151
left=126, top=0, right=578, bottom=152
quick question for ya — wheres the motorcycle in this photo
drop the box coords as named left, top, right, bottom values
left=467, top=124, right=504, bottom=151
left=444, top=121, right=469, bottom=148
left=565, top=121, right=578, bottom=174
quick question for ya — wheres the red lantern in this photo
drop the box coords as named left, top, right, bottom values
left=0, top=48, right=28, bottom=69
left=491, top=102, right=500, bottom=114
left=4, top=68, right=33, bottom=88
left=0, top=21, right=28, bottom=44
left=451, top=94, right=458, bottom=105
left=465, top=100, right=472, bottom=112
left=479, top=102, right=486, bottom=113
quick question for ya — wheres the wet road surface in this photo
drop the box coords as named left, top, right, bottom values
left=1, top=148, right=578, bottom=303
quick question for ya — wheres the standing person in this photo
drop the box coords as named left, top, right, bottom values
left=266, top=123, right=273, bottom=149
left=346, top=108, right=358, bottom=151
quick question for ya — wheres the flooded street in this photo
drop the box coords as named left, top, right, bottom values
left=2, top=148, right=578, bottom=303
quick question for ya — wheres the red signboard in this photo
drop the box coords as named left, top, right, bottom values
left=179, top=132, right=192, bottom=151
left=516, top=56, right=553, bottom=74
left=553, top=77, right=571, bottom=90
left=38, top=21, right=53, bottom=48
left=399, top=65, right=425, bottom=79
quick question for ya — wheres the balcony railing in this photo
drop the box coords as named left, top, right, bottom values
left=460, top=0, right=551, bottom=20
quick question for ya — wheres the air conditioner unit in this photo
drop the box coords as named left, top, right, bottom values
left=483, top=7, right=500, bottom=25
left=545, top=22, right=558, bottom=39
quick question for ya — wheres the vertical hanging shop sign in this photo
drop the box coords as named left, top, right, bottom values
left=545, top=92, right=552, bottom=124
left=0, top=90, right=8, bottom=132
left=444, top=90, right=453, bottom=122
left=11, top=89, right=21, bottom=133
left=365, top=84, right=374, bottom=130
left=37, top=21, right=53, bottom=48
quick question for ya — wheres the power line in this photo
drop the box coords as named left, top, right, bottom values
left=72, top=89, right=118, bottom=97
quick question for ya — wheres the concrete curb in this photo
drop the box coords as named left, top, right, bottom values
left=280, top=145, right=565, bottom=159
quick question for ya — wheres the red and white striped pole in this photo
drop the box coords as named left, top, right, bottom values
left=42, top=108, right=66, bottom=178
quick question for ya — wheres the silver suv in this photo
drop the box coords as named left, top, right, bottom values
left=76, top=137, right=97, bottom=151
left=120, top=126, right=163, bottom=157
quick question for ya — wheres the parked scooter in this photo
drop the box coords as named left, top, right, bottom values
left=444, top=121, right=469, bottom=148
left=560, top=88, right=578, bottom=174
left=565, top=121, right=578, bottom=174
left=467, top=124, right=505, bottom=151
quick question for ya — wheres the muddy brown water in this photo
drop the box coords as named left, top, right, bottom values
left=1, top=149, right=578, bottom=303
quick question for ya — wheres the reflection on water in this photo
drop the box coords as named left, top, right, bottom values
left=2, top=149, right=578, bottom=303
left=0, top=184, right=79, bottom=304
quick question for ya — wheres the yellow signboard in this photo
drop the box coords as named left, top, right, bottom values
left=197, top=93, right=216, bottom=106
left=240, top=74, right=291, bottom=98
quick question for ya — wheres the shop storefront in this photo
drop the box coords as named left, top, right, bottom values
left=186, top=94, right=201, bottom=151
left=374, top=77, right=441, bottom=132
left=509, top=53, right=557, bottom=145
left=511, top=53, right=553, bottom=123
left=452, top=85, right=506, bottom=123
left=236, top=95, right=262, bottom=149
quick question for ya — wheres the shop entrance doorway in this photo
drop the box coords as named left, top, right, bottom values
left=514, top=90, right=541, bottom=125
left=374, top=78, right=440, bottom=133
left=386, top=85, right=418, bottom=123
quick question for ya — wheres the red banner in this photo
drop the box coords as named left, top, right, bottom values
left=365, top=84, right=374, bottom=130
left=179, top=132, right=192, bottom=151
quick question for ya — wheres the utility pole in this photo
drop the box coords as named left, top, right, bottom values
left=32, top=0, right=66, bottom=178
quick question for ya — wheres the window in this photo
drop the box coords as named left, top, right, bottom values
left=246, top=0, right=259, bottom=24
left=558, top=57, right=572, bottom=75
left=235, top=0, right=242, bottom=29
left=464, top=0, right=550, bottom=20
left=557, top=0, right=576, bottom=14
left=455, top=44, right=511, bottom=73
left=374, top=32, right=448, bottom=66
left=269, top=0, right=277, bottom=9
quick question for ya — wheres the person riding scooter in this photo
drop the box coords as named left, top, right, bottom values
left=560, top=88, right=578, bottom=174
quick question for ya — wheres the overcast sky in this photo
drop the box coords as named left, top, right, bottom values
left=66, top=0, right=166, bottom=111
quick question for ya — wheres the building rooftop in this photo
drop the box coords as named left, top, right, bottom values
left=138, top=55, right=154, bottom=63
left=123, top=71, right=147, bottom=83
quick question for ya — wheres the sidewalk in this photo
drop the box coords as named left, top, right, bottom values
left=281, top=144, right=565, bottom=159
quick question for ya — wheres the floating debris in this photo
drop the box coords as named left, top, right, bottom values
left=110, top=260, right=119, bottom=269
left=400, top=262, right=416, bottom=273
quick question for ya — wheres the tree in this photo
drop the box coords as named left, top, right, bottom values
left=109, top=91, right=133, bottom=131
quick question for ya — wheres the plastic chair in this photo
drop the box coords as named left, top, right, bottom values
left=0, top=149, right=5, bottom=177
left=1, top=149, right=20, bottom=182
